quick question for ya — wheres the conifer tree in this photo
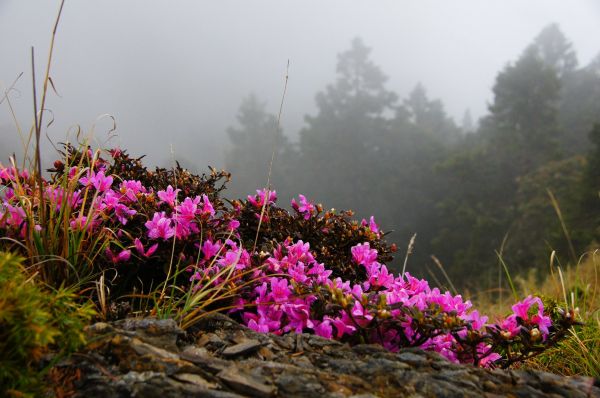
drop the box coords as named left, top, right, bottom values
left=226, top=94, right=293, bottom=199
left=298, top=38, right=397, bottom=214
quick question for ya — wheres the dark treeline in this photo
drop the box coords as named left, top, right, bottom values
left=225, top=24, right=600, bottom=288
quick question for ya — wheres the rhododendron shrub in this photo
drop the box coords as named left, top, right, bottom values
left=0, top=145, right=578, bottom=367
left=1, top=145, right=234, bottom=293
left=226, top=238, right=575, bottom=368
left=234, top=189, right=396, bottom=284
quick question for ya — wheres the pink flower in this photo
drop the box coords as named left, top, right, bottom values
left=134, top=238, right=158, bottom=258
left=157, top=185, right=180, bottom=207
left=511, top=295, right=543, bottom=320
left=361, top=216, right=380, bottom=234
left=244, top=313, right=281, bottom=334
left=176, top=196, right=200, bottom=221
left=80, top=170, right=113, bottom=192
left=3, top=187, right=15, bottom=201
left=120, top=180, right=145, bottom=201
left=68, top=166, right=79, bottom=180
left=228, top=219, right=240, bottom=230
left=368, top=264, right=394, bottom=289
left=105, top=247, right=131, bottom=264
left=509, top=295, right=551, bottom=338
left=288, top=262, right=309, bottom=284
left=500, top=315, right=521, bottom=338
left=247, top=318, right=270, bottom=333
left=97, top=189, right=120, bottom=211
left=478, top=347, right=502, bottom=368
left=145, top=212, right=175, bottom=240
left=247, top=189, right=277, bottom=208
left=202, top=239, right=222, bottom=261
left=200, top=194, right=215, bottom=217
left=329, top=314, right=357, bottom=338
left=313, top=319, right=333, bottom=339
left=217, top=249, right=242, bottom=269
left=291, top=194, right=316, bottom=220
left=402, top=273, right=430, bottom=295
left=512, top=296, right=534, bottom=319
left=461, top=310, right=488, bottom=331
left=431, top=291, right=472, bottom=314
left=350, top=300, right=374, bottom=328
left=91, top=171, right=113, bottom=192
left=287, top=240, right=314, bottom=263
left=351, top=242, right=378, bottom=267
left=204, top=235, right=557, bottom=367
left=307, top=262, right=332, bottom=284
left=421, top=334, right=457, bottom=363
left=3, top=204, right=26, bottom=228
left=0, top=165, right=14, bottom=182
left=174, top=217, right=199, bottom=239
left=114, top=204, right=137, bottom=225
left=532, top=313, right=552, bottom=338
left=283, top=299, right=314, bottom=333
left=270, top=277, right=291, bottom=304
left=0, top=166, right=28, bottom=182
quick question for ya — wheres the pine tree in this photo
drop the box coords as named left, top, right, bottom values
left=559, top=54, right=600, bottom=153
left=404, top=84, right=461, bottom=144
left=298, top=38, right=397, bottom=213
left=432, top=38, right=563, bottom=284
left=461, top=109, right=474, bottom=134
left=225, top=94, right=293, bottom=199
left=532, top=23, right=578, bottom=78
left=485, top=45, right=561, bottom=173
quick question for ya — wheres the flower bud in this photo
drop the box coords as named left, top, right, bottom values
left=340, top=296, right=348, bottom=308
left=53, top=160, right=64, bottom=171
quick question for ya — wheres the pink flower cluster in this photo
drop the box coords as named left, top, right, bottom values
left=0, top=156, right=562, bottom=368
left=500, top=295, right=552, bottom=339
left=247, top=189, right=277, bottom=209
left=291, top=194, right=316, bottom=220
left=185, top=226, right=554, bottom=367
left=0, top=160, right=226, bottom=259
left=145, top=188, right=218, bottom=241
left=230, top=239, right=505, bottom=365
left=361, top=216, right=380, bottom=235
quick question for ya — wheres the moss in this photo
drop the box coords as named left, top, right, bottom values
left=0, top=252, right=95, bottom=396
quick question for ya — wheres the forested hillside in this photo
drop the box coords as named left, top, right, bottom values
left=226, top=24, right=600, bottom=288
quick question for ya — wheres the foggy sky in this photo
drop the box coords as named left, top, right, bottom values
left=1, top=0, right=599, bottom=168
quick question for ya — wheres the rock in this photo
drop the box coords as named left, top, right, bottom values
left=222, top=340, right=264, bottom=357
left=114, top=318, right=184, bottom=350
left=217, top=367, right=276, bottom=397
left=55, top=315, right=600, bottom=397
left=173, top=372, right=217, bottom=389
left=397, top=351, right=430, bottom=367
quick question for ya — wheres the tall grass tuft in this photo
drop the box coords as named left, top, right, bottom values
left=469, top=248, right=599, bottom=377
left=523, top=250, right=600, bottom=377
left=2, top=145, right=114, bottom=288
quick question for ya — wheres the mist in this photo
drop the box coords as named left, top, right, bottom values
left=2, top=1, right=600, bottom=285
left=1, top=1, right=598, bottom=164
